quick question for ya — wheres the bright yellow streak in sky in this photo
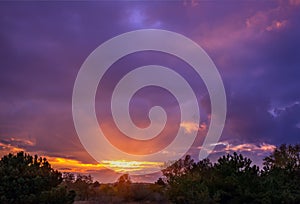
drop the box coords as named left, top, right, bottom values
left=102, top=160, right=163, bottom=173
left=0, top=140, right=163, bottom=174
left=47, top=157, right=163, bottom=174
left=48, top=157, right=105, bottom=173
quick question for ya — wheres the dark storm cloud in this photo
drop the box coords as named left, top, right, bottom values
left=0, top=2, right=129, bottom=101
left=223, top=5, right=300, bottom=145
left=193, top=1, right=300, bottom=147
left=0, top=2, right=133, bottom=164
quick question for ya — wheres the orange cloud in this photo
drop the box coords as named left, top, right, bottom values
left=46, top=157, right=106, bottom=173
left=9, top=137, right=35, bottom=146
left=0, top=138, right=35, bottom=157
left=245, top=1, right=296, bottom=33
left=246, top=10, right=270, bottom=30
left=224, top=142, right=276, bottom=152
left=46, top=157, right=163, bottom=175
left=0, top=142, right=25, bottom=154
left=260, top=143, right=277, bottom=151
left=206, top=141, right=276, bottom=154
left=180, top=121, right=207, bottom=133
left=289, top=0, right=300, bottom=6
left=199, top=1, right=295, bottom=54
left=266, top=20, right=288, bottom=31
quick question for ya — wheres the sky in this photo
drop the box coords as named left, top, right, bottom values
left=0, top=0, right=300, bottom=183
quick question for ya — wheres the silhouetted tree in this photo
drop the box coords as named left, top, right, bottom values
left=162, top=155, right=214, bottom=203
left=260, top=144, right=300, bottom=203
left=211, top=153, right=261, bottom=203
left=0, top=151, right=75, bottom=204
left=117, top=173, right=131, bottom=184
left=161, top=153, right=261, bottom=203
left=116, top=174, right=132, bottom=201
left=161, top=145, right=300, bottom=204
left=263, top=144, right=300, bottom=171
left=155, top=177, right=166, bottom=186
left=73, top=174, right=93, bottom=200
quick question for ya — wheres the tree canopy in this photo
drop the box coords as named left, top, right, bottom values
left=1, top=144, right=300, bottom=203
left=0, top=151, right=75, bottom=204
left=160, top=144, right=300, bottom=204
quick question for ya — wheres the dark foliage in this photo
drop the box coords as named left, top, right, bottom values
left=62, top=173, right=98, bottom=201
left=161, top=144, right=300, bottom=204
left=0, top=152, right=75, bottom=204
left=261, top=144, right=300, bottom=203
left=2, top=144, right=300, bottom=204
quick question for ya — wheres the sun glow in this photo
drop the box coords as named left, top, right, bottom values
left=46, top=157, right=163, bottom=174
left=47, top=157, right=105, bottom=173
left=102, top=160, right=163, bottom=173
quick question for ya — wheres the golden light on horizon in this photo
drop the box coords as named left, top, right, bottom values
left=101, top=160, right=163, bottom=173
left=47, top=157, right=105, bottom=173
left=47, top=156, right=163, bottom=174
left=0, top=139, right=276, bottom=176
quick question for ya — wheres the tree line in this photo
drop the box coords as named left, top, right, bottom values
left=0, top=144, right=300, bottom=203
left=0, top=152, right=75, bottom=203
left=161, top=144, right=300, bottom=203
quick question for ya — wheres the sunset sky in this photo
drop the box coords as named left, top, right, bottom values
left=1, top=1, right=300, bottom=183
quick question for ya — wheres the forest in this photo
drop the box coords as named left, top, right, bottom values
left=1, top=144, right=300, bottom=204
